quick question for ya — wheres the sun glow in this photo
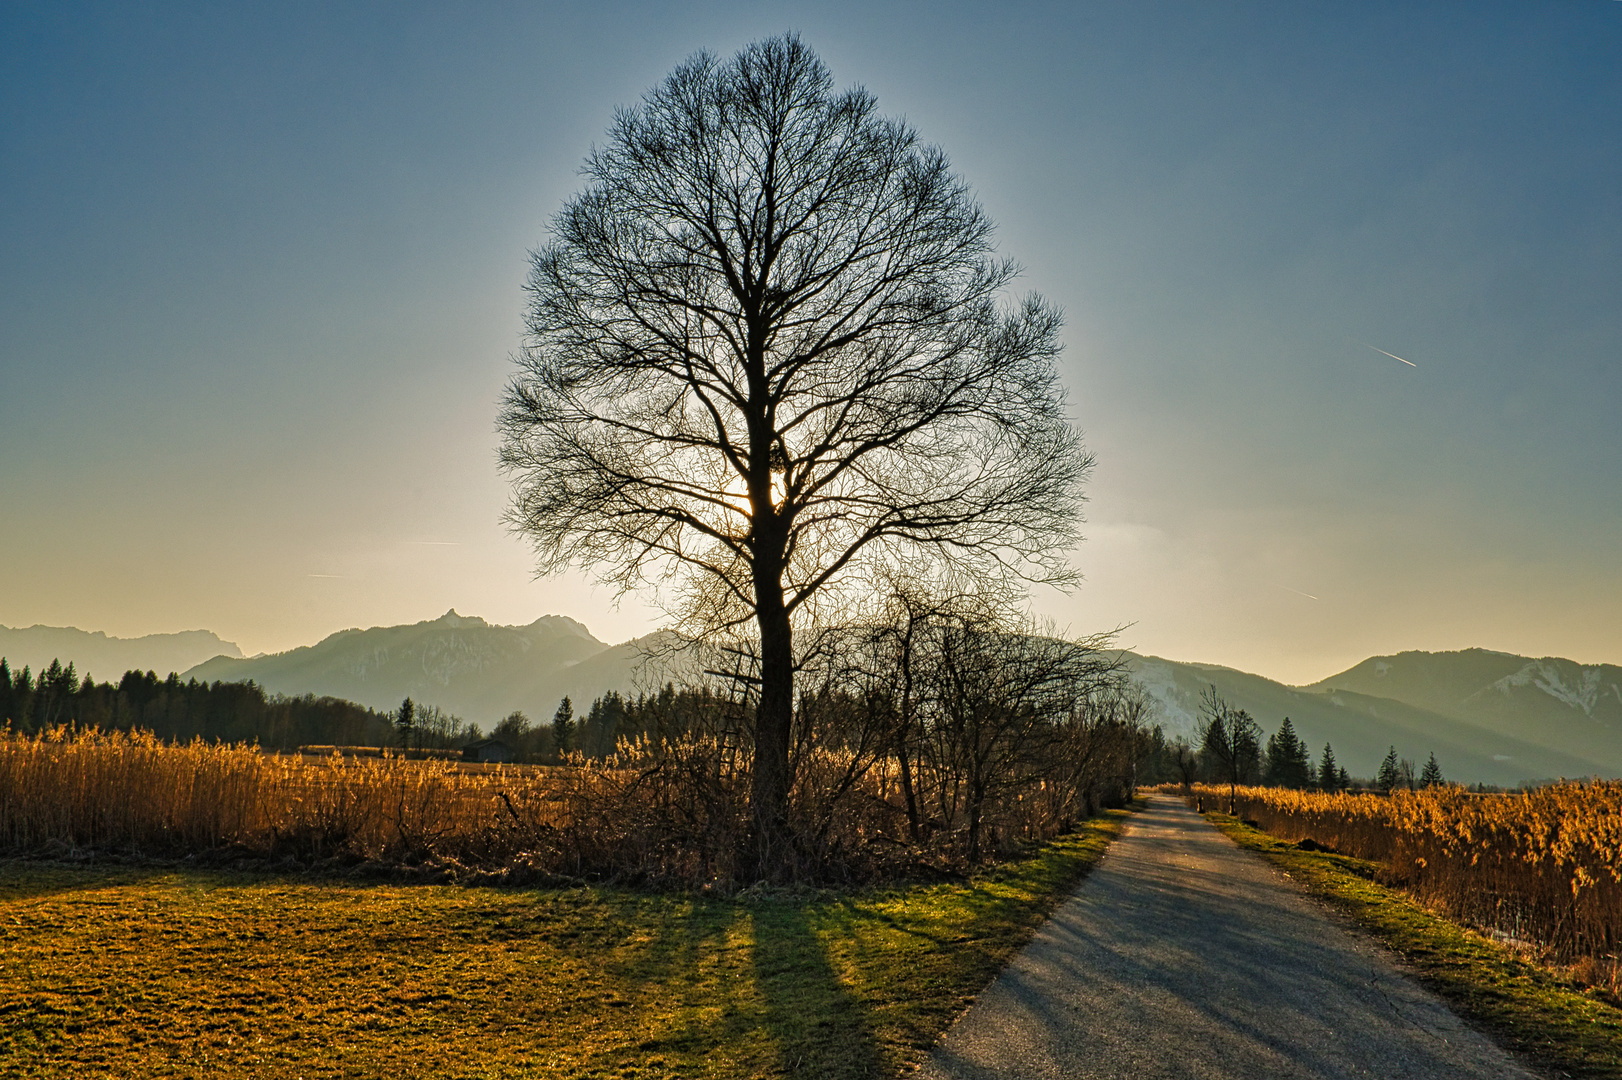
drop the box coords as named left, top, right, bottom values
left=720, top=471, right=788, bottom=519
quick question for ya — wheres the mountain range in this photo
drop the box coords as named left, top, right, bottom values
left=5, top=613, right=1617, bottom=786
left=183, top=611, right=691, bottom=727
left=1126, top=651, right=1619, bottom=788
left=0, top=623, right=243, bottom=682
left=1305, top=650, right=1622, bottom=770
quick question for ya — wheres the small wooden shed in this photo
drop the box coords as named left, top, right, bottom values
left=462, top=738, right=514, bottom=764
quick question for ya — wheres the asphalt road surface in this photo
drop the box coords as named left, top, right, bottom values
left=916, top=797, right=1539, bottom=1080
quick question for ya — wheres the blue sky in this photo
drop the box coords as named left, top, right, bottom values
left=2, top=1, right=1618, bottom=683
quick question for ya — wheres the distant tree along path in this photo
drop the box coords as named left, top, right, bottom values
left=917, top=798, right=1537, bottom=1080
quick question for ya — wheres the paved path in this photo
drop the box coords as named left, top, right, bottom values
left=916, top=798, right=1538, bottom=1079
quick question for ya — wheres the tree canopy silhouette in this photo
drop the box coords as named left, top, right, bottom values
left=499, top=35, right=1090, bottom=874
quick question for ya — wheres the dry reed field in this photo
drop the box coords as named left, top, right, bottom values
left=0, top=723, right=1128, bottom=884
left=0, top=726, right=579, bottom=870
left=1201, top=782, right=1622, bottom=997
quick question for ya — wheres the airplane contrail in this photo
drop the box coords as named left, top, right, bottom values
left=1364, top=343, right=1417, bottom=367
left=1276, top=584, right=1320, bottom=601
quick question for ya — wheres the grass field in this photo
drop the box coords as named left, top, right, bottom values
left=1206, top=812, right=1622, bottom=1080
left=0, top=807, right=1132, bottom=1079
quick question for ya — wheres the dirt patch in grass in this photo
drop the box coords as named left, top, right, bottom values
left=0, top=809, right=1131, bottom=1078
left=1206, top=812, right=1622, bottom=1080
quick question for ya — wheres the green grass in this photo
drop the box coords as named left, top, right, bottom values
left=0, top=808, right=1130, bottom=1079
left=1206, top=812, right=1622, bottom=1079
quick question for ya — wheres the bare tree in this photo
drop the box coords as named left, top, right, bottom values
left=857, top=569, right=1006, bottom=841
left=499, top=35, right=1090, bottom=875
left=919, top=611, right=1119, bottom=862
left=1197, top=686, right=1261, bottom=814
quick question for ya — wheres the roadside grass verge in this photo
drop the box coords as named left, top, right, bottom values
left=0, top=807, right=1132, bottom=1079
left=1206, top=812, right=1622, bottom=1079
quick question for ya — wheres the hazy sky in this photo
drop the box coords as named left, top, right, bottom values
left=3, top=2, right=1618, bottom=684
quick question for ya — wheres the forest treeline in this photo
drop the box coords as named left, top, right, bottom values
left=0, top=654, right=791, bottom=760
left=3, top=655, right=1448, bottom=810
left=1133, top=686, right=1444, bottom=796
left=0, top=657, right=393, bottom=748
left=483, top=686, right=762, bottom=762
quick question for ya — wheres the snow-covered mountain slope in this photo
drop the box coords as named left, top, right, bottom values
left=1124, top=652, right=1616, bottom=786
left=1303, top=649, right=1622, bottom=773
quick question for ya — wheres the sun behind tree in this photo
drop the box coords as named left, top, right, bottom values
left=499, top=35, right=1091, bottom=876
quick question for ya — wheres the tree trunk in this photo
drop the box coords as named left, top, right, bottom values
left=750, top=576, right=796, bottom=881
left=966, top=777, right=985, bottom=864
left=896, top=632, right=921, bottom=840
left=897, top=740, right=920, bottom=842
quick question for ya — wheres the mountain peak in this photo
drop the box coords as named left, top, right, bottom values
left=525, top=614, right=598, bottom=639
left=431, top=609, right=486, bottom=629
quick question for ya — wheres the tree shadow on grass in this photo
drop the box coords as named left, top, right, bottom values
left=0, top=860, right=186, bottom=900
left=587, top=894, right=889, bottom=1078
left=749, top=901, right=888, bottom=1079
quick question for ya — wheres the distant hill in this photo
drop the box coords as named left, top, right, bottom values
left=0, top=623, right=242, bottom=681
left=1127, top=651, right=1619, bottom=787
left=182, top=610, right=688, bottom=727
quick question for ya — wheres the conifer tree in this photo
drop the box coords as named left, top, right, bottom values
left=1376, top=745, right=1400, bottom=792
left=552, top=696, right=575, bottom=758
left=11, top=666, right=33, bottom=732
left=395, top=696, right=416, bottom=752
left=1317, top=743, right=1339, bottom=791
left=1338, top=765, right=1351, bottom=790
left=32, top=659, right=76, bottom=728
left=1420, top=752, right=1443, bottom=788
left=584, top=691, right=629, bottom=756
left=1264, top=717, right=1311, bottom=788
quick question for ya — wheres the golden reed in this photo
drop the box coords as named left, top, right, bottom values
left=0, top=726, right=575, bottom=865
left=1198, top=782, right=1622, bottom=995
